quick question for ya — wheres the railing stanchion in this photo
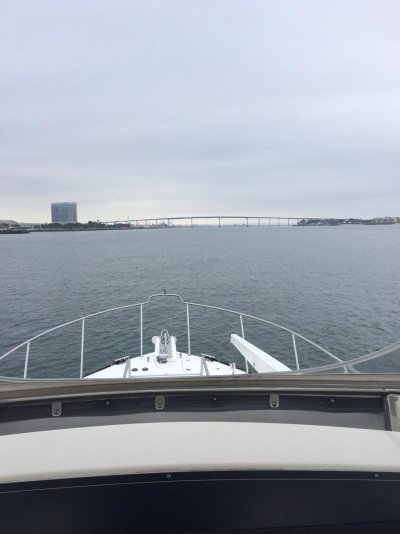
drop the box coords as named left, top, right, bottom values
left=140, top=304, right=143, bottom=356
left=23, top=342, right=30, bottom=379
left=292, top=333, right=300, bottom=370
left=200, top=355, right=210, bottom=376
left=80, top=318, right=85, bottom=379
left=187, top=303, right=191, bottom=356
left=123, top=358, right=131, bottom=378
left=240, top=315, right=249, bottom=373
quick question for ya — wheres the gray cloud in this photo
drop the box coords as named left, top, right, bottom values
left=1, top=0, right=400, bottom=221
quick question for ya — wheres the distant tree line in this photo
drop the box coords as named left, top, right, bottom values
left=33, top=221, right=132, bottom=231
left=297, top=217, right=398, bottom=226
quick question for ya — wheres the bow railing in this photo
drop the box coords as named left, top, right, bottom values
left=0, top=292, right=345, bottom=380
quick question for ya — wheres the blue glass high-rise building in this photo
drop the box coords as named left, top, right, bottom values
left=51, top=202, right=78, bottom=224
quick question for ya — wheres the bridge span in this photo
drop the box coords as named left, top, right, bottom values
left=101, top=215, right=304, bottom=227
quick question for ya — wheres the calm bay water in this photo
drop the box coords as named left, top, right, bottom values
left=1, top=225, right=399, bottom=377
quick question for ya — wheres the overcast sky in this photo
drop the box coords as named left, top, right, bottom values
left=1, top=0, right=399, bottom=222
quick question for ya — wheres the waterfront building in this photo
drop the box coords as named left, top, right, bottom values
left=51, top=202, right=77, bottom=224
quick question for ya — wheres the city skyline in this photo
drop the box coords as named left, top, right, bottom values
left=1, top=1, right=399, bottom=221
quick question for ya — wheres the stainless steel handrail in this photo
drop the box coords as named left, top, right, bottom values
left=292, top=338, right=400, bottom=375
left=0, top=292, right=343, bottom=379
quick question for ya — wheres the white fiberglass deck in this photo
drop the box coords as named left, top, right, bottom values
left=87, top=351, right=245, bottom=378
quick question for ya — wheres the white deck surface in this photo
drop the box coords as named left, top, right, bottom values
left=1, top=422, right=400, bottom=484
left=86, top=352, right=245, bottom=378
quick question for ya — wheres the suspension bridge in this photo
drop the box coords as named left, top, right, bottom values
left=101, top=216, right=306, bottom=227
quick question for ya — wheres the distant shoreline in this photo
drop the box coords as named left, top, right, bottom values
left=22, top=223, right=400, bottom=233
left=2, top=217, right=399, bottom=234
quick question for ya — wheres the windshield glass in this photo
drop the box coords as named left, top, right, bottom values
left=0, top=285, right=400, bottom=380
left=1, top=2, right=399, bottom=382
